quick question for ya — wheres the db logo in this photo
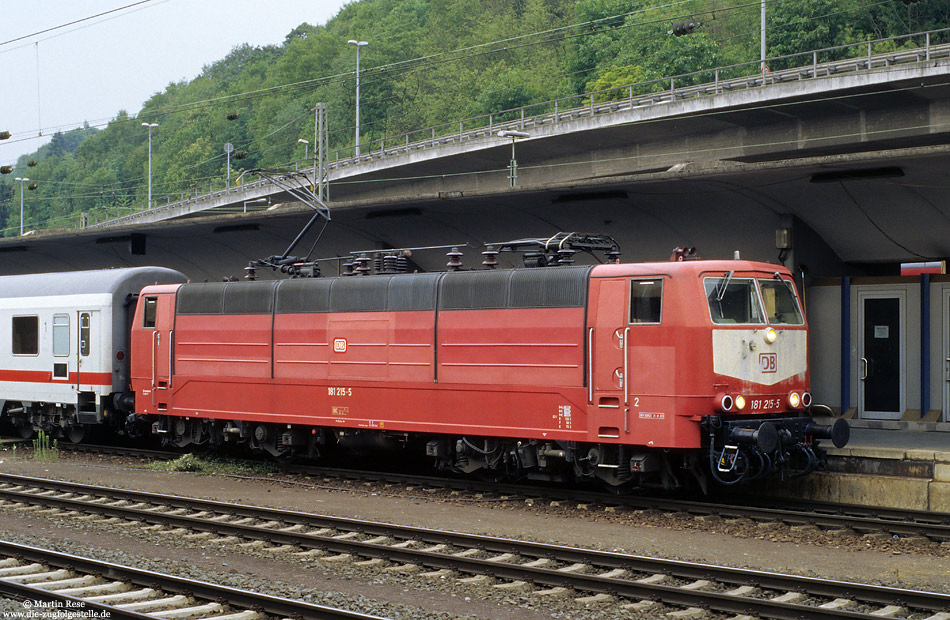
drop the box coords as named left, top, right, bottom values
left=333, top=338, right=347, bottom=353
left=759, top=352, right=777, bottom=373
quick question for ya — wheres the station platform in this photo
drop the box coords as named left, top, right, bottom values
left=771, top=420, right=950, bottom=512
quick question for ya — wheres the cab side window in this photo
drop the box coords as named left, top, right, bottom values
left=629, top=279, right=663, bottom=324
left=143, top=297, right=158, bottom=328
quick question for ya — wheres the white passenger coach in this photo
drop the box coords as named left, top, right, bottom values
left=0, top=267, right=186, bottom=441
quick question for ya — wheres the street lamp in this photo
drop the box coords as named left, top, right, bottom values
left=141, top=122, right=158, bottom=208
left=224, top=142, right=234, bottom=187
left=760, top=0, right=767, bottom=74
left=14, top=177, right=28, bottom=236
left=348, top=39, right=368, bottom=157
left=297, top=138, right=309, bottom=159
left=498, top=130, right=529, bottom=187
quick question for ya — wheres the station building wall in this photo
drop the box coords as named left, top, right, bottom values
left=808, top=276, right=950, bottom=424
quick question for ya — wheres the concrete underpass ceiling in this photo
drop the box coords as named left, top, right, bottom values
left=2, top=146, right=949, bottom=281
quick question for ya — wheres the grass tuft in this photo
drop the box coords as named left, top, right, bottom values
left=143, top=453, right=276, bottom=476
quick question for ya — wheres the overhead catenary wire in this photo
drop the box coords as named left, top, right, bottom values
left=0, top=0, right=158, bottom=48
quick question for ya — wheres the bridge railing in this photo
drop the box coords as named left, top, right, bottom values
left=332, top=28, right=950, bottom=167
left=88, top=27, right=950, bottom=229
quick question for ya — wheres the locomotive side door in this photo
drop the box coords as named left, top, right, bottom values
left=588, top=278, right=627, bottom=438
left=143, top=293, right=176, bottom=410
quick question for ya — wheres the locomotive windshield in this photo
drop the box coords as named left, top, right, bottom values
left=705, top=278, right=765, bottom=324
left=704, top=276, right=803, bottom=325
left=759, top=279, right=804, bottom=325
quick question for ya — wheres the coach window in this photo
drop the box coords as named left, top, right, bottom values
left=52, top=314, right=70, bottom=356
left=143, top=297, right=157, bottom=328
left=629, top=279, right=663, bottom=323
left=80, top=313, right=91, bottom=357
left=12, top=316, right=39, bottom=355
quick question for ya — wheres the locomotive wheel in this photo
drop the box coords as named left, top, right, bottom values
left=600, top=480, right=636, bottom=495
left=16, top=422, right=34, bottom=440
left=271, top=448, right=294, bottom=464
left=65, top=424, right=88, bottom=444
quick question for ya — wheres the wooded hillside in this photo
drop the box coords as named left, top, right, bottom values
left=0, top=0, right=945, bottom=235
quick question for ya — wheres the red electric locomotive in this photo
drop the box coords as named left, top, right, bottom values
left=124, top=234, right=848, bottom=492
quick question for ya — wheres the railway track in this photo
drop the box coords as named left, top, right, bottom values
left=300, top=466, right=950, bottom=543
left=36, top=441, right=950, bottom=543
left=0, top=473, right=948, bottom=619
left=0, top=540, right=383, bottom=620
left=19, top=440, right=950, bottom=543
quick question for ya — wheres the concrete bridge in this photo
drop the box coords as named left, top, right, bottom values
left=80, top=30, right=950, bottom=261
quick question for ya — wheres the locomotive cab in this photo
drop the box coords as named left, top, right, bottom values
left=698, top=266, right=848, bottom=485
left=583, top=258, right=848, bottom=491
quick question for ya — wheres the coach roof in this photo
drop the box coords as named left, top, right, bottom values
left=0, top=267, right=186, bottom=299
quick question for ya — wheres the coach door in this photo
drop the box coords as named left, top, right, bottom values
left=75, top=311, right=100, bottom=391
left=858, top=291, right=905, bottom=420
left=589, top=278, right=627, bottom=437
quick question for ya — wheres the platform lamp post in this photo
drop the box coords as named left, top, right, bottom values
left=14, top=177, right=28, bottom=236
left=297, top=138, right=309, bottom=159
left=348, top=39, right=368, bottom=157
left=141, top=122, right=158, bottom=208
left=498, top=130, right=529, bottom=187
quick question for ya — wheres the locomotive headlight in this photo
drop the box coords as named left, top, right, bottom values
left=788, top=392, right=801, bottom=408
left=734, top=395, right=746, bottom=410
left=802, top=392, right=812, bottom=408
left=717, top=393, right=734, bottom=412
left=765, top=327, right=777, bottom=344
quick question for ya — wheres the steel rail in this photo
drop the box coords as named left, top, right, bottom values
left=275, top=464, right=950, bottom=542
left=0, top=580, right=156, bottom=620
left=0, top=540, right=386, bottom=620
left=1, top=473, right=948, bottom=619
left=45, top=444, right=950, bottom=541
left=278, top=463, right=950, bottom=541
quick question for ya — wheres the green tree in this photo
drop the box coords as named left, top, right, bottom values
left=766, top=0, right=857, bottom=69
left=586, top=64, right=662, bottom=101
